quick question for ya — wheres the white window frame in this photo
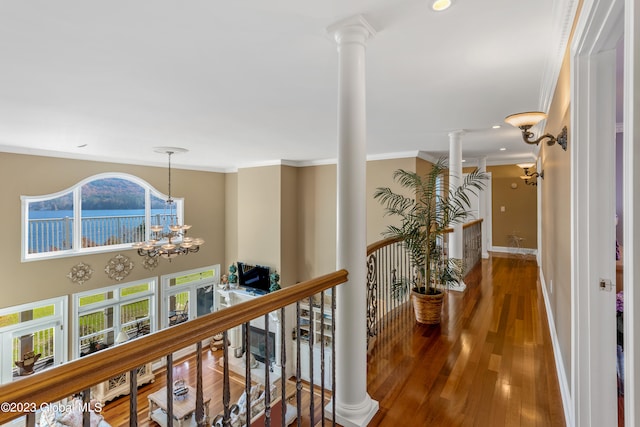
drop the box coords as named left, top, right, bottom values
left=21, top=172, right=182, bottom=262
left=0, top=297, right=67, bottom=384
left=72, top=278, right=157, bottom=359
left=160, top=265, right=221, bottom=329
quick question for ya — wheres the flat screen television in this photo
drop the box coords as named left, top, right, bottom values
left=237, top=262, right=271, bottom=294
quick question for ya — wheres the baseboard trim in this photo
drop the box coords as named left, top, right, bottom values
left=539, top=270, right=573, bottom=427
left=492, top=245, right=538, bottom=256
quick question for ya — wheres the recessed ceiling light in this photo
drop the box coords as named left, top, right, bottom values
left=461, top=159, right=467, bottom=163
left=492, top=125, right=501, bottom=129
left=77, top=144, right=88, bottom=148
left=432, top=0, right=452, bottom=12
left=500, top=147, right=506, bottom=151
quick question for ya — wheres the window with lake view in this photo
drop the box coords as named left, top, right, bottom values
left=21, top=173, right=183, bottom=261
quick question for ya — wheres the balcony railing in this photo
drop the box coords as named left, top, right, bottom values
left=366, top=219, right=483, bottom=345
left=0, top=270, right=347, bottom=427
left=462, top=219, right=483, bottom=277
left=27, top=214, right=176, bottom=253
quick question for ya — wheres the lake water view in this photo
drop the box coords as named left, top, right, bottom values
left=28, top=209, right=171, bottom=253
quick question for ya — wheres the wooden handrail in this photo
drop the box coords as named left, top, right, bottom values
left=0, top=269, right=348, bottom=424
left=463, top=218, right=483, bottom=229
left=368, top=219, right=481, bottom=256
left=367, top=236, right=403, bottom=255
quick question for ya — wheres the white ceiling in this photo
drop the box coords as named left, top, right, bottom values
left=0, top=1, right=575, bottom=172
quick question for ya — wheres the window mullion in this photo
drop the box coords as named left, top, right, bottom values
left=73, top=186, right=82, bottom=251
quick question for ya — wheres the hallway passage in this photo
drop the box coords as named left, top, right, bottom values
left=366, top=254, right=565, bottom=426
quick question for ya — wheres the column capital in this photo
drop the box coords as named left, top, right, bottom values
left=448, top=129, right=466, bottom=139
left=327, top=15, right=376, bottom=46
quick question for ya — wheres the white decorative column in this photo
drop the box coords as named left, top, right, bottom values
left=327, top=15, right=379, bottom=427
left=478, top=156, right=489, bottom=258
left=448, top=130, right=466, bottom=292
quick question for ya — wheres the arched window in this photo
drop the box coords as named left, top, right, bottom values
left=21, top=173, right=183, bottom=261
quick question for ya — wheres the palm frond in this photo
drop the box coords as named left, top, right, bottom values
left=374, top=156, right=487, bottom=292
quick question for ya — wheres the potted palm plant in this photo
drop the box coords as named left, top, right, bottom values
left=374, top=157, right=487, bottom=324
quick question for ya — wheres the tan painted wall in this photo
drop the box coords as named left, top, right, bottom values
left=367, top=157, right=418, bottom=244
left=237, top=166, right=281, bottom=274
left=489, top=165, right=538, bottom=249
left=296, top=165, right=337, bottom=282
left=280, top=166, right=298, bottom=286
left=0, top=152, right=226, bottom=309
left=224, top=173, right=238, bottom=272
left=540, top=44, right=573, bottom=377
left=294, top=157, right=419, bottom=283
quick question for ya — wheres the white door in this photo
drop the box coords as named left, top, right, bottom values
left=570, top=0, right=637, bottom=425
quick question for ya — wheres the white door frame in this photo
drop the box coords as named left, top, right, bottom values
left=622, top=0, right=640, bottom=423
left=571, top=0, right=630, bottom=426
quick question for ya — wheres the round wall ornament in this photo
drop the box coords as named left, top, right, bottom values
left=142, top=255, right=159, bottom=271
left=105, top=254, right=134, bottom=281
left=67, top=262, right=94, bottom=285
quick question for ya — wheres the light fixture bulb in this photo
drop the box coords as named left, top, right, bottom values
left=432, top=0, right=451, bottom=11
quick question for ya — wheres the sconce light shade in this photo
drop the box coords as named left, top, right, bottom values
left=505, top=111, right=568, bottom=151
left=516, top=163, right=535, bottom=170
left=505, top=112, right=547, bottom=129
left=517, top=163, right=544, bottom=186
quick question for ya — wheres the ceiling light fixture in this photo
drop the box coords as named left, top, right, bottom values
left=505, top=111, right=567, bottom=150
left=133, top=147, right=204, bottom=260
left=517, top=162, right=543, bottom=186
left=432, top=0, right=452, bottom=11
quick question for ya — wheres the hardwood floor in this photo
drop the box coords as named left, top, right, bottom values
left=366, top=254, right=565, bottom=427
left=101, top=254, right=564, bottom=427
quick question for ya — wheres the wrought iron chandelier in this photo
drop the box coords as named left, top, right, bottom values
left=133, top=147, right=204, bottom=259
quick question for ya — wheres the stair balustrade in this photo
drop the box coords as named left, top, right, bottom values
left=0, top=270, right=347, bottom=427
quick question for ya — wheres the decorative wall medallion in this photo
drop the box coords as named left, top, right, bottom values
left=67, top=262, right=93, bottom=285
left=142, top=255, right=159, bottom=271
left=104, top=254, right=134, bottom=281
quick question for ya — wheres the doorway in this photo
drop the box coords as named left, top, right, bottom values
left=570, top=0, right=637, bottom=425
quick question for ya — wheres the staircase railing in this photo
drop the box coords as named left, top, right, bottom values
left=366, top=219, right=483, bottom=344
left=462, top=219, right=483, bottom=277
left=0, top=270, right=348, bottom=427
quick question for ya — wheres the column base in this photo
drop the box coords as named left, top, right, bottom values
left=326, top=395, right=379, bottom=427
left=447, top=280, right=467, bottom=293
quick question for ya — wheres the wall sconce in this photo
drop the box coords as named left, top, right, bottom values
left=517, top=162, right=543, bottom=186
left=505, top=111, right=568, bottom=151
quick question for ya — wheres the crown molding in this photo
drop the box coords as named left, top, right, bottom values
left=538, top=0, right=581, bottom=113
left=0, top=145, right=228, bottom=173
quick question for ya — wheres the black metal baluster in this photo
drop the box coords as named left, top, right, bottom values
left=166, top=354, right=174, bottom=427
left=25, top=411, right=36, bottom=427
left=331, top=288, right=336, bottom=426
left=320, top=290, right=326, bottom=427
left=129, top=367, right=138, bottom=427
left=308, top=296, right=315, bottom=426
left=82, top=388, right=90, bottom=427
left=295, top=302, right=302, bottom=427
left=196, top=341, right=205, bottom=426
left=222, top=330, right=231, bottom=427
left=280, top=307, right=287, bottom=427
left=264, top=314, right=271, bottom=427
left=245, top=322, right=251, bottom=427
